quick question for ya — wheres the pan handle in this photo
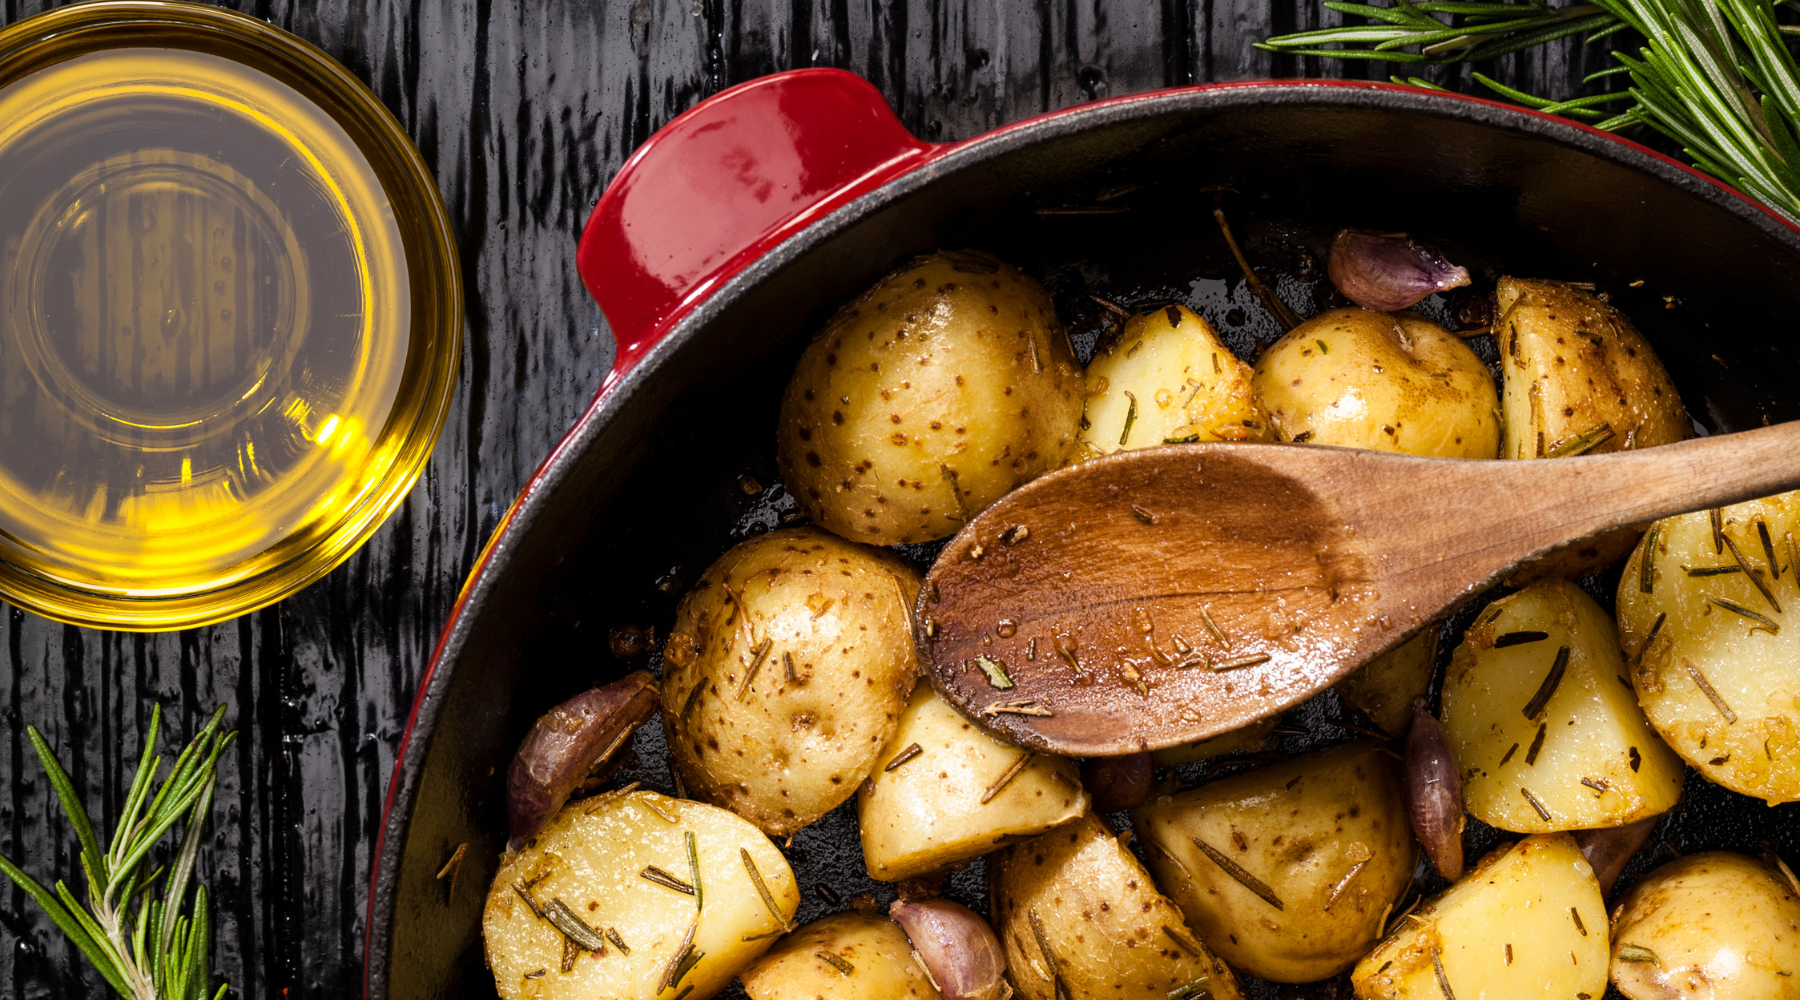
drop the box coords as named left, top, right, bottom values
left=576, top=68, right=935, bottom=392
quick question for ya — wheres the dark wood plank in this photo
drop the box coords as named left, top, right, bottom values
left=0, top=1, right=1631, bottom=996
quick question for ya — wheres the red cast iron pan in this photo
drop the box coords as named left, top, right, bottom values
left=365, top=70, right=1800, bottom=1000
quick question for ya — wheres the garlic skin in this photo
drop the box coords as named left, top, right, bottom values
left=1328, top=229, right=1471, bottom=311
left=889, top=898, right=1010, bottom=1000
left=1405, top=699, right=1466, bottom=880
left=1082, top=751, right=1154, bottom=813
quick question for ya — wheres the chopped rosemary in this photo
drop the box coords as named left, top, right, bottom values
left=1641, top=525, right=1660, bottom=593
left=437, top=841, right=469, bottom=902
left=817, top=951, right=855, bottom=976
left=1499, top=742, right=1520, bottom=766
left=1712, top=596, right=1780, bottom=634
left=643, top=797, right=680, bottom=824
left=1164, top=433, right=1200, bottom=444
left=584, top=780, right=643, bottom=814
left=1788, top=533, right=1800, bottom=591
left=1431, top=947, right=1457, bottom=1000
left=1162, top=924, right=1202, bottom=955
left=1724, top=532, right=1783, bottom=613
left=513, top=880, right=547, bottom=920
left=1522, top=646, right=1571, bottom=719
left=1759, top=518, right=1780, bottom=579
left=1521, top=787, right=1553, bottom=821
left=1684, top=564, right=1742, bottom=576
left=1325, top=854, right=1372, bottom=911
left=974, top=655, right=1015, bottom=690
left=1570, top=906, right=1588, bottom=936
left=1169, top=978, right=1213, bottom=1000
left=1581, top=777, right=1610, bottom=796
left=687, top=830, right=704, bottom=912
left=606, top=926, right=630, bottom=954
left=561, top=934, right=579, bottom=972
left=1121, top=391, right=1139, bottom=446
left=681, top=681, right=707, bottom=717
left=737, top=638, right=774, bottom=699
left=1131, top=503, right=1160, bottom=525
left=983, top=699, right=1053, bottom=717
left=1712, top=508, right=1725, bottom=555
left=1525, top=723, right=1548, bottom=765
left=545, top=897, right=609, bottom=952
left=1617, top=944, right=1660, bottom=964
left=1027, top=908, right=1069, bottom=996
left=1214, top=652, right=1272, bottom=672
left=1191, top=835, right=1284, bottom=909
left=741, top=848, right=790, bottom=931
left=885, top=742, right=924, bottom=771
left=658, top=919, right=699, bottom=992
left=670, top=947, right=705, bottom=992
left=1199, top=607, right=1229, bottom=647
left=1634, top=611, right=1667, bottom=667
left=641, top=865, right=696, bottom=895
left=1546, top=422, right=1615, bottom=457
left=1213, top=204, right=1301, bottom=331
left=1494, top=630, right=1550, bottom=647
left=1683, top=658, right=1738, bottom=723
left=982, top=753, right=1035, bottom=804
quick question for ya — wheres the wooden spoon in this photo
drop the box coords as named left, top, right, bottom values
left=917, top=424, right=1800, bottom=756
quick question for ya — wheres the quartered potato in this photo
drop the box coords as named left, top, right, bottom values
left=1351, top=833, right=1608, bottom=1000
left=857, top=683, right=1088, bottom=881
left=740, top=911, right=942, bottom=1000
left=991, top=813, right=1243, bottom=1000
left=1133, top=741, right=1415, bottom=982
left=1339, top=631, right=1438, bottom=737
left=484, top=791, right=799, bottom=1000
left=1609, top=852, right=1800, bottom=1000
left=662, top=527, right=921, bottom=836
left=1618, top=494, right=1800, bottom=804
left=776, top=250, right=1085, bottom=545
left=1444, top=579, right=1683, bottom=832
left=1496, top=277, right=1687, bottom=461
left=1150, top=716, right=1277, bottom=768
left=1078, top=304, right=1269, bottom=457
left=1252, top=307, right=1500, bottom=457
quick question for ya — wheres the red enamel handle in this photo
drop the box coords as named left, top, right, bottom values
left=576, top=69, right=936, bottom=389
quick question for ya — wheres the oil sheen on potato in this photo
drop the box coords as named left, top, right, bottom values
left=0, top=48, right=409, bottom=608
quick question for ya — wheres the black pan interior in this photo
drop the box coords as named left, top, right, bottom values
left=370, top=86, right=1800, bottom=1000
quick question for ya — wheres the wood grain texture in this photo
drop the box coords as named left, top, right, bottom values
left=0, top=0, right=1629, bottom=995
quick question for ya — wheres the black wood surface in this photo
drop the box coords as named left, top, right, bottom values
left=0, top=1, right=1631, bottom=996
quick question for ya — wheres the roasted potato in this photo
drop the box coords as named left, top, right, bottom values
left=1351, top=833, right=1608, bottom=1000
left=858, top=683, right=1087, bottom=881
left=1495, top=277, right=1687, bottom=461
left=776, top=250, right=1084, bottom=545
left=1149, top=716, right=1277, bottom=768
left=1340, top=631, right=1438, bottom=737
left=1133, top=741, right=1415, bottom=982
left=662, top=527, right=921, bottom=836
left=484, top=791, right=799, bottom=1000
left=1617, top=495, right=1800, bottom=804
left=740, top=911, right=942, bottom=1000
left=1078, top=304, right=1269, bottom=457
left=1444, top=579, right=1683, bottom=832
left=1252, top=307, right=1500, bottom=457
left=1608, top=852, right=1800, bottom=1000
left=990, top=813, right=1243, bottom=1000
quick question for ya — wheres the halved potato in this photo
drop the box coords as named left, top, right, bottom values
left=1252, top=307, right=1500, bottom=457
left=1132, top=741, right=1415, bottom=983
left=1617, top=494, right=1800, bottom=804
left=1078, top=304, right=1269, bottom=457
left=661, top=527, right=921, bottom=836
left=740, top=911, right=942, bottom=1000
left=1351, top=833, right=1607, bottom=1000
left=857, top=683, right=1087, bottom=881
left=1339, top=631, right=1438, bottom=737
left=777, top=250, right=1085, bottom=545
left=484, top=791, right=799, bottom=1000
left=990, top=813, right=1243, bottom=1000
left=1149, top=716, right=1277, bottom=768
left=1608, top=852, right=1800, bottom=1000
left=1444, top=579, right=1683, bottom=832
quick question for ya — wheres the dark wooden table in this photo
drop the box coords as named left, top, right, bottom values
left=0, top=2, right=1627, bottom=996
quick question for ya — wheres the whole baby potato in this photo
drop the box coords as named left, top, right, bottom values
left=1078, top=303, right=1269, bottom=456
left=662, top=527, right=921, bottom=836
left=1132, top=741, right=1415, bottom=983
left=1252, top=307, right=1500, bottom=457
left=740, top=911, right=943, bottom=1000
left=777, top=250, right=1084, bottom=545
left=1608, top=852, right=1800, bottom=1000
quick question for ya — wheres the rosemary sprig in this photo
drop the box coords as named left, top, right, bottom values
left=0, top=705, right=235, bottom=1000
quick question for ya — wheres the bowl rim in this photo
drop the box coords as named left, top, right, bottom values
left=0, top=0, right=462, bottom=631
left=363, top=73, right=1800, bottom=998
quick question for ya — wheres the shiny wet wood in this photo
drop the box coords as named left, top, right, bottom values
left=923, top=424, right=1800, bottom=756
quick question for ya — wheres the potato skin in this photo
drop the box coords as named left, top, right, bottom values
left=1340, top=631, right=1437, bottom=737
left=1608, top=852, right=1800, bottom=1000
left=857, top=683, right=1088, bottom=881
left=1252, top=307, right=1499, bottom=457
left=1079, top=304, right=1269, bottom=457
left=1496, top=277, right=1687, bottom=461
left=662, top=527, right=921, bottom=836
left=1617, top=495, right=1800, bottom=804
left=1149, top=716, right=1276, bottom=768
left=990, top=813, right=1244, bottom=1000
left=1444, top=579, right=1684, bottom=832
left=777, top=250, right=1084, bottom=545
left=483, top=791, right=799, bottom=1000
left=740, top=912, right=943, bottom=1000
left=1133, top=741, right=1415, bottom=982
left=1352, top=833, right=1608, bottom=1000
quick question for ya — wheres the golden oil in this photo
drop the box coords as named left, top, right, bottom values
left=0, top=46, right=413, bottom=604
